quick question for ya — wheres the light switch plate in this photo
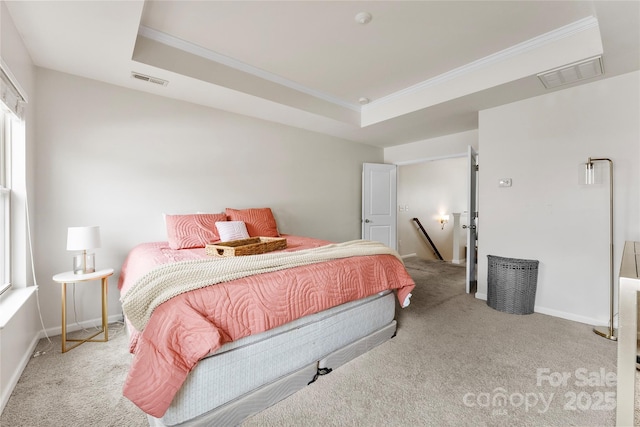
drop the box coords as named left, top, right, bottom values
left=499, top=178, right=512, bottom=187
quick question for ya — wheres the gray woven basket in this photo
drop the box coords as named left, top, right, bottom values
left=487, top=255, right=539, bottom=315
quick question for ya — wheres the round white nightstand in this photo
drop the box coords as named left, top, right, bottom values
left=52, top=268, right=114, bottom=353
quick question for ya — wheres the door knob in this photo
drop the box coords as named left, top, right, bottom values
left=462, top=224, right=476, bottom=230
left=364, top=219, right=371, bottom=223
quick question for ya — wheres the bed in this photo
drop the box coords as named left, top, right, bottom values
left=118, top=210, right=415, bottom=426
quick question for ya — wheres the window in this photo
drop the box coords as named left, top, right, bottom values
left=0, top=104, right=14, bottom=295
left=0, top=61, right=26, bottom=296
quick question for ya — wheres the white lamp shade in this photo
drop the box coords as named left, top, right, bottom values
left=67, top=226, right=101, bottom=251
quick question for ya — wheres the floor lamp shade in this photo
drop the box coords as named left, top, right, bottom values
left=67, top=226, right=101, bottom=274
left=584, top=160, right=595, bottom=185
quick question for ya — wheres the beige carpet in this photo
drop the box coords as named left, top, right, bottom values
left=0, top=257, right=636, bottom=426
left=244, top=258, right=625, bottom=427
left=1, top=323, right=147, bottom=427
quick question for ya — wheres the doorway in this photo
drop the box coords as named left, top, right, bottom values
left=395, top=152, right=478, bottom=294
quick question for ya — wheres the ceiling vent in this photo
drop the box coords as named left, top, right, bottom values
left=537, top=56, right=603, bottom=89
left=131, top=72, right=168, bottom=87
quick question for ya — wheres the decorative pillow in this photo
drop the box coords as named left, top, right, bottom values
left=225, top=207, right=280, bottom=237
left=216, top=221, right=250, bottom=242
left=165, top=213, right=227, bottom=249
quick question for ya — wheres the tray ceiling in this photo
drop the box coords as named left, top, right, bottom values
left=4, top=1, right=640, bottom=147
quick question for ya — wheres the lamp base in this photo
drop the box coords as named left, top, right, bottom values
left=593, top=326, right=617, bottom=341
left=73, top=253, right=95, bottom=275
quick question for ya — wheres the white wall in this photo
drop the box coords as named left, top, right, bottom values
left=33, top=69, right=382, bottom=334
left=397, top=157, right=467, bottom=261
left=0, top=0, right=41, bottom=413
left=478, top=71, right=640, bottom=326
left=384, top=129, right=478, bottom=165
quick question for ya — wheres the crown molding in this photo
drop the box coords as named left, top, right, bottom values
left=364, top=16, right=600, bottom=110
left=139, top=16, right=600, bottom=123
left=138, top=26, right=360, bottom=112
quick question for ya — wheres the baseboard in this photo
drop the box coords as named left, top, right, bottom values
left=534, top=306, right=615, bottom=329
left=401, top=253, right=417, bottom=259
left=0, top=320, right=40, bottom=414
left=0, top=287, right=40, bottom=414
left=475, top=293, right=612, bottom=327
left=451, top=258, right=466, bottom=265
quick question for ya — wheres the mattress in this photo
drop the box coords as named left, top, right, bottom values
left=151, top=290, right=397, bottom=426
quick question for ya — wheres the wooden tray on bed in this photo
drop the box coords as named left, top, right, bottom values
left=206, top=237, right=287, bottom=257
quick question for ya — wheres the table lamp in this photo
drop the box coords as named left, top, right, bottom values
left=67, top=226, right=101, bottom=274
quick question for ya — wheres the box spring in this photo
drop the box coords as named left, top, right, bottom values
left=147, top=290, right=397, bottom=426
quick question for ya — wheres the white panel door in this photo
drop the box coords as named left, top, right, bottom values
left=362, top=163, right=397, bottom=250
left=466, top=146, right=478, bottom=293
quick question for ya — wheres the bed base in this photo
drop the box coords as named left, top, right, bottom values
left=148, top=320, right=397, bottom=427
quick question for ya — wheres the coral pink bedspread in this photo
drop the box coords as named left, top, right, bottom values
left=118, top=235, right=415, bottom=418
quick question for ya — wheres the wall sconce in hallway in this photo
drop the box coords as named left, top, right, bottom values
left=438, top=214, right=450, bottom=230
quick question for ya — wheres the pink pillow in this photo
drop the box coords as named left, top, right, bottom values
left=165, top=213, right=227, bottom=249
left=225, top=208, right=280, bottom=237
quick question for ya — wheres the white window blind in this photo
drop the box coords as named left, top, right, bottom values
left=0, top=59, right=26, bottom=119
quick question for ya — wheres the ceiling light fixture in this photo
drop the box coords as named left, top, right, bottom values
left=358, top=97, right=370, bottom=105
left=355, top=12, right=372, bottom=25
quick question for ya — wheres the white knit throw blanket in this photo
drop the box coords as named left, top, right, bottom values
left=121, top=239, right=401, bottom=331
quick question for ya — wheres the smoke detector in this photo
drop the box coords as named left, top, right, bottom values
left=355, top=12, right=372, bottom=25
left=537, top=56, right=603, bottom=89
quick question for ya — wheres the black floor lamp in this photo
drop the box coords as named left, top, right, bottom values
left=584, top=157, right=616, bottom=341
